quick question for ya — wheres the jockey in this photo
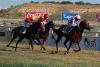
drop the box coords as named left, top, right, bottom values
left=37, top=13, right=49, bottom=33
left=21, top=15, right=34, bottom=34
left=44, top=13, right=49, bottom=24
left=38, top=16, right=45, bottom=33
left=64, top=14, right=81, bottom=33
left=31, top=15, right=38, bottom=23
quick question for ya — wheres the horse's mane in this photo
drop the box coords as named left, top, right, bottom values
left=79, top=20, right=87, bottom=28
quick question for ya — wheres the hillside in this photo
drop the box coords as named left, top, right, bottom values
left=0, top=3, right=100, bottom=21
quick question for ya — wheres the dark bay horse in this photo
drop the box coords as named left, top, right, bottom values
left=6, top=20, right=54, bottom=51
left=6, top=22, right=39, bottom=51
left=52, top=20, right=91, bottom=54
left=36, top=20, right=55, bottom=50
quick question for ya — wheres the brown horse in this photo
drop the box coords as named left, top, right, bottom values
left=36, top=20, right=55, bottom=50
left=53, top=20, right=91, bottom=54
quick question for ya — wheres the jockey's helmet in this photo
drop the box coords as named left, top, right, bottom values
left=26, top=14, right=31, bottom=18
left=31, top=16, right=35, bottom=20
left=76, top=15, right=81, bottom=20
left=44, top=13, right=49, bottom=18
left=39, top=16, right=44, bottom=21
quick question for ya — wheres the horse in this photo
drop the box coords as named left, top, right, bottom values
left=52, top=20, right=91, bottom=54
left=6, top=22, right=39, bottom=51
left=36, top=20, right=55, bottom=50
left=6, top=20, right=55, bottom=51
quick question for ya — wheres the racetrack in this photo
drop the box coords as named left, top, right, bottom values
left=0, top=40, right=100, bottom=67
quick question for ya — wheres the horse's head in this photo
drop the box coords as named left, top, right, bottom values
left=79, top=20, right=91, bottom=30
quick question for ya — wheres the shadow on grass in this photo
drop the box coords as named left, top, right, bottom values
left=0, top=48, right=11, bottom=52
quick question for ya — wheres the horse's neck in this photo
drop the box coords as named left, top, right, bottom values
left=45, top=22, right=52, bottom=33
left=76, top=27, right=84, bottom=37
left=52, top=28, right=62, bottom=35
left=45, top=29, right=49, bottom=33
left=45, top=26, right=50, bottom=33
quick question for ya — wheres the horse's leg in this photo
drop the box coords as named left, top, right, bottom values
left=73, top=43, right=81, bottom=52
left=64, top=41, right=72, bottom=55
left=25, top=41, right=31, bottom=49
left=6, top=35, right=17, bottom=47
left=15, top=38, right=23, bottom=51
left=6, top=37, right=15, bottom=47
left=55, top=36, right=62, bottom=53
left=28, top=38, right=34, bottom=52
left=35, top=37, right=41, bottom=44
left=40, top=38, right=46, bottom=50
left=34, top=38, right=46, bottom=51
left=64, top=38, right=69, bottom=52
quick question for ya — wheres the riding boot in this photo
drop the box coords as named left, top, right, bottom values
left=39, top=29, right=45, bottom=33
left=63, top=26, right=72, bottom=34
left=23, top=28, right=26, bottom=34
left=20, top=27, right=25, bottom=34
left=35, top=30, right=40, bottom=39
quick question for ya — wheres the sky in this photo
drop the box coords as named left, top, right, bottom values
left=0, top=0, right=100, bottom=8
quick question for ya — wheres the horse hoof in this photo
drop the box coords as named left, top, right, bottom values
left=64, top=52, right=67, bottom=55
left=50, top=51, right=58, bottom=54
left=40, top=47, right=46, bottom=51
left=73, top=50, right=79, bottom=52
left=55, top=51, right=58, bottom=54
left=44, top=48, right=46, bottom=50
left=64, top=53, right=66, bottom=55
left=64, top=51, right=68, bottom=55
left=6, top=45, right=9, bottom=47
left=42, top=51, right=47, bottom=53
left=43, top=48, right=46, bottom=51
left=40, top=48, right=46, bottom=51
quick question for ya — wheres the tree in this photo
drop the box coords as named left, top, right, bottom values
left=30, top=1, right=34, bottom=3
left=60, top=1, right=73, bottom=4
left=30, top=1, right=39, bottom=3
left=10, top=5, right=14, bottom=8
left=42, top=1, right=59, bottom=4
left=75, top=1, right=85, bottom=5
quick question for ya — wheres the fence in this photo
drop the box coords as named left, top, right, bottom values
left=45, top=34, right=100, bottom=51
left=0, top=23, right=100, bottom=39
left=0, top=24, right=16, bottom=40
left=0, top=23, right=100, bottom=50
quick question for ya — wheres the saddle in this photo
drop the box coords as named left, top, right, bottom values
left=20, top=26, right=30, bottom=34
left=39, top=29, right=45, bottom=33
left=63, top=26, right=78, bottom=34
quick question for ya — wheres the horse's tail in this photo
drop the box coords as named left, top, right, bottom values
left=10, top=28, right=15, bottom=36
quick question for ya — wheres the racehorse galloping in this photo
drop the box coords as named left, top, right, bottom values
left=6, top=22, right=39, bottom=51
left=6, top=20, right=54, bottom=51
left=38, top=21, right=55, bottom=50
left=51, top=25, right=66, bottom=53
left=53, top=20, right=91, bottom=54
